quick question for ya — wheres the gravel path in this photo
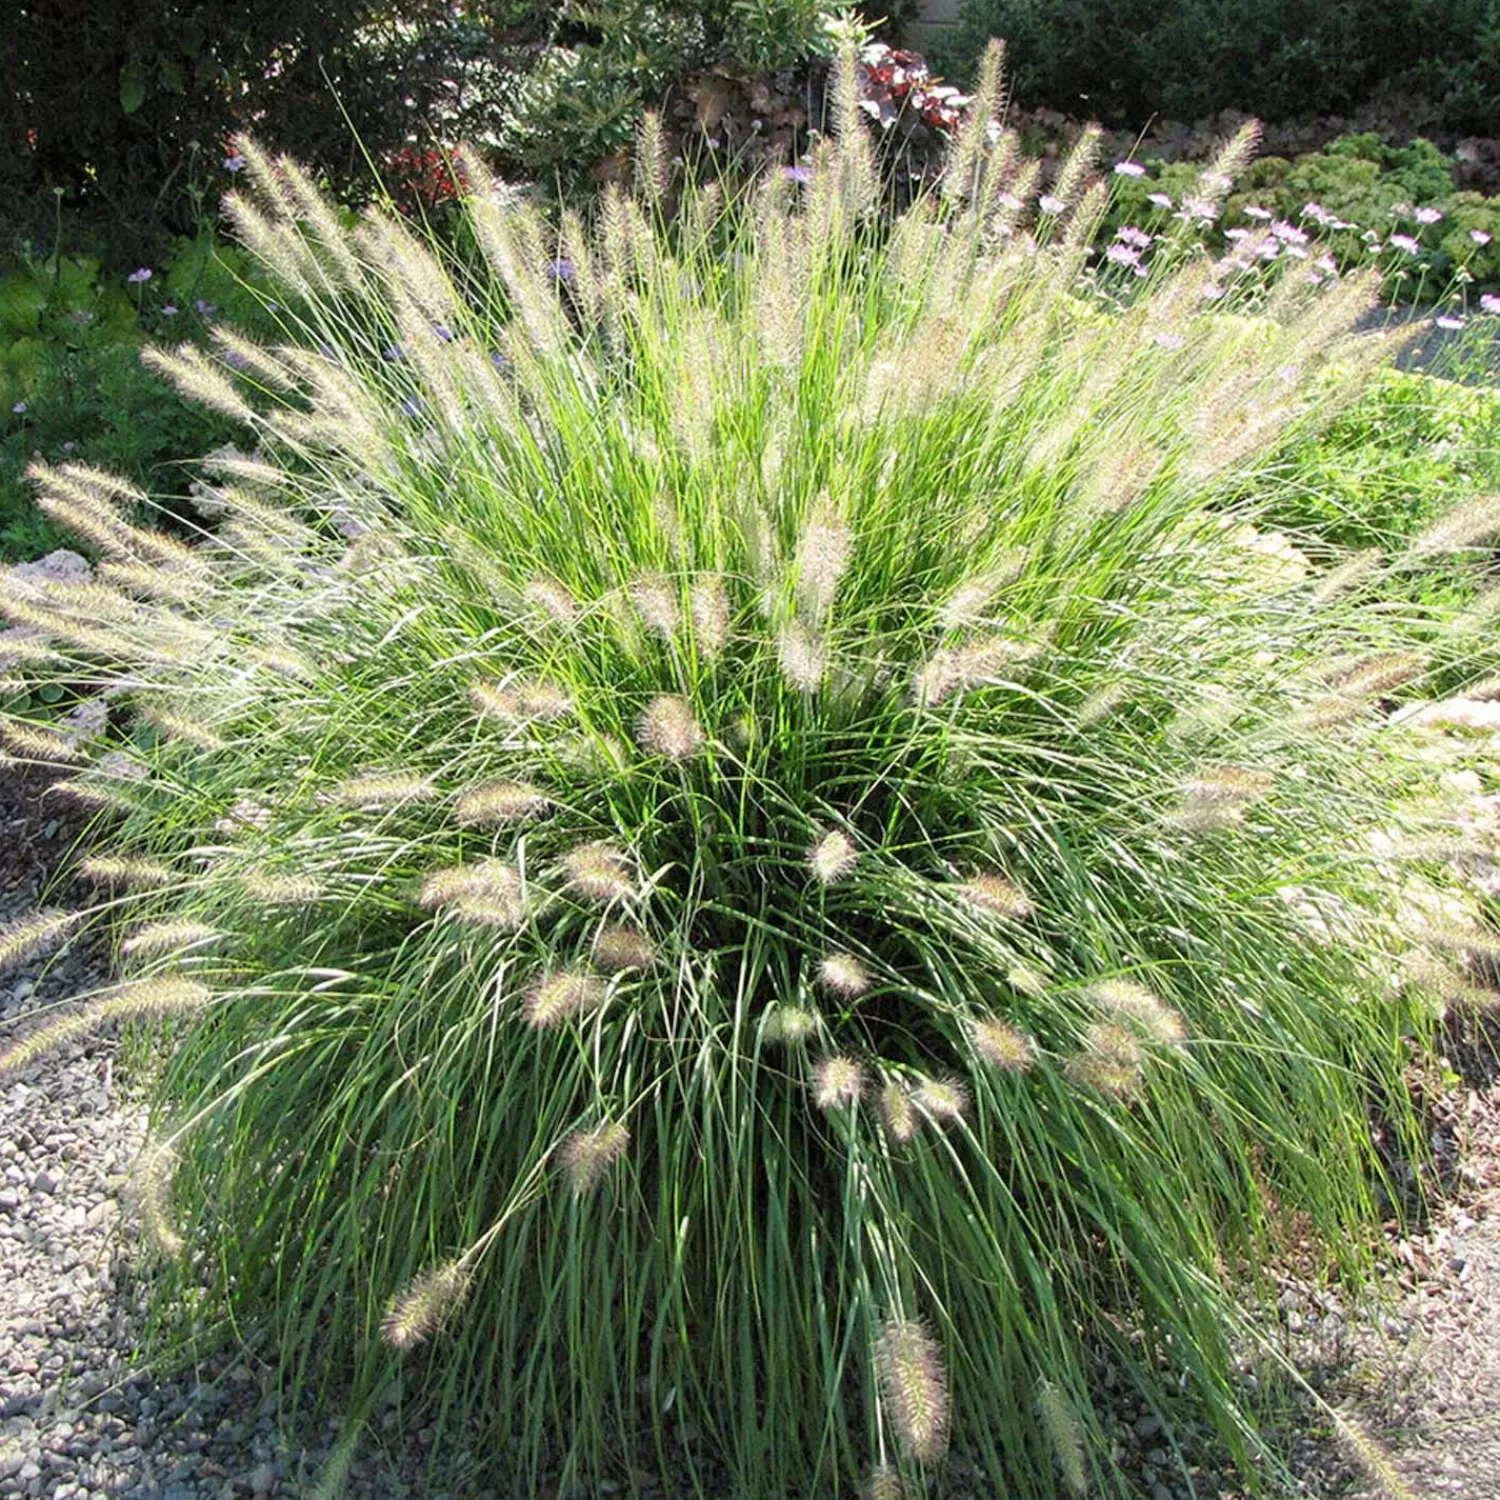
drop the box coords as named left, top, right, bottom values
left=1, top=756, right=1498, bottom=1500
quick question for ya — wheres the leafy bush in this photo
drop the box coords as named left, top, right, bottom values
left=2, top=232, right=271, bottom=561
left=3, top=54, right=1496, bottom=1498
left=935, top=0, right=1500, bottom=138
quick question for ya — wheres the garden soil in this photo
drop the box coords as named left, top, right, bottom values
left=2, top=756, right=1499, bottom=1500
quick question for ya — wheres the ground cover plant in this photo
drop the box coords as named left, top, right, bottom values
left=3, top=43, right=1500, bottom=1498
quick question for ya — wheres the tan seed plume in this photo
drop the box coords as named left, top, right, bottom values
left=454, top=780, right=550, bottom=827
left=874, top=1319, right=949, bottom=1463
left=558, top=1120, right=631, bottom=1194
left=637, top=694, right=704, bottom=761
left=382, top=1261, right=470, bottom=1350
left=524, top=969, right=607, bottom=1028
left=811, top=1054, right=864, bottom=1111
left=0, top=910, right=78, bottom=975
left=563, top=842, right=636, bottom=904
left=808, top=829, right=858, bottom=885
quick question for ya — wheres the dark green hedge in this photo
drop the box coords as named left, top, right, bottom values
left=933, top=0, right=1500, bottom=137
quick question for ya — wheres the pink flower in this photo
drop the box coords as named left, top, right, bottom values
left=1301, top=201, right=1332, bottom=225
left=1471, top=229, right=1493, bottom=246
left=162, top=303, right=178, bottom=316
left=1243, top=205, right=1271, bottom=221
left=1147, top=192, right=1173, bottom=209
left=1271, top=220, right=1309, bottom=246
left=1414, top=206, right=1443, bottom=225
left=1389, top=233, right=1421, bottom=255
left=1117, top=226, right=1152, bottom=249
left=224, top=153, right=246, bottom=172
left=1480, top=294, right=1500, bottom=314
left=1436, top=315, right=1465, bottom=330
left=1039, top=194, right=1065, bottom=215
left=126, top=267, right=152, bottom=284
left=1105, top=242, right=1141, bottom=267
left=1113, top=160, right=1146, bottom=177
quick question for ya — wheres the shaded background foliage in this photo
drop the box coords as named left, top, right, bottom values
left=934, top=0, right=1500, bottom=138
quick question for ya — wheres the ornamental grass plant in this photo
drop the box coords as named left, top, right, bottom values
left=3, top=42, right=1499, bottom=1500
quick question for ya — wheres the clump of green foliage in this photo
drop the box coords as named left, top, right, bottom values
left=936, top=0, right=1500, bottom=138
left=3, top=46, right=1498, bottom=1499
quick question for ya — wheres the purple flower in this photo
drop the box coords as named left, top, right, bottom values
left=1117, top=226, right=1152, bottom=249
left=1225, top=227, right=1251, bottom=242
left=195, top=299, right=216, bottom=316
left=382, top=344, right=405, bottom=362
left=1243, top=205, right=1271, bottom=221
left=1105, top=242, right=1141, bottom=267
left=783, top=165, right=811, bottom=184
left=1146, top=192, right=1173, bottom=209
left=224, top=153, right=246, bottom=172
left=431, top=322, right=454, bottom=342
left=11, top=400, right=26, bottom=414
left=1480, top=294, right=1500, bottom=315
left=222, top=350, right=250, bottom=370
left=1113, top=160, right=1146, bottom=177
left=1271, top=220, right=1309, bottom=246
left=545, top=258, right=575, bottom=282
left=162, top=303, right=178, bottom=316
left=1153, top=332, right=1186, bottom=350
left=400, top=397, right=422, bottom=418
left=1301, top=202, right=1332, bottom=225
left=1389, top=233, right=1421, bottom=255
left=1414, top=206, right=1443, bottom=225
left=1436, top=315, right=1465, bottom=330
left=706, top=136, right=721, bottom=148
left=489, top=351, right=510, bottom=371
left=126, top=267, right=152, bottom=284
left=1471, top=229, right=1493, bottom=246
left=1038, top=194, right=1066, bottom=215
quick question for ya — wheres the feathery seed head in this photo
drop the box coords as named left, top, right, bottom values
left=122, top=920, right=223, bottom=959
left=811, top=1054, right=864, bottom=1111
left=382, top=1261, right=469, bottom=1351
left=134, top=1142, right=185, bottom=1259
left=0, top=909, right=78, bottom=975
left=794, top=506, right=853, bottom=618
left=454, top=780, right=550, bottom=827
left=958, top=873, right=1034, bottom=920
left=1087, top=979, right=1187, bottom=1046
left=1036, top=1379, right=1088, bottom=1495
left=689, top=576, right=731, bottom=657
left=864, top=1464, right=906, bottom=1500
left=971, top=1016, right=1036, bottom=1071
left=559, top=1120, right=631, bottom=1195
left=763, top=1005, right=817, bottom=1046
left=809, top=829, right=859, bottom=885
left=419, top=861, right=524, bottom=927
left=78, top=856, right=176, bottom=890
left=563, top=842, right=636, bottom=904
left=631, top=574, right=680, bottom=639
left=2, top=722, right=83, bottom=763
left=912, top=1076, right=969, bottom=1124
left=1183, top=765, right=1273, bottom=806
left=524, top=968, right=607, bottom=1028
left=241, top=871, right=325, bottom=908
left=914, top=649, right=961, bottom=707
left=1337, top=652, right=1428, bottom=699
left=145, top=708, right=225, bottom=752
left=879, top=1080, right=919, bottom=1142
left=637, top=694, right=704, bottom=761
left=1409, top=493, right=1500, bottom=558
left=1067, top=1022, right=1145, bottom=1097
left=592, top=925, right=656, bottom=970
left=107, top=975, right=214, bottom=1021
left=470, top=677, right=572, bottom=722
left=523, top=576, right=578, bottom=625
left=818, top=952, right=872, bottom=997
left=874, top=1319, right=949, bottom=1463
left=330, top=773, right=435, bottom=807
left=938, top=553, right=1029, bottom=630
left=777, top=621, right=826, bottom=693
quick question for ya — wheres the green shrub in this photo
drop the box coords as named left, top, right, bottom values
left=3, top=56, right=1495, bottom=1498
left=936, top=0, right=1500, bottom=138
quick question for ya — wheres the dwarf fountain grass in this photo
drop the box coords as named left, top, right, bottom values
left=1, top=40, right=1496, bottom=1499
